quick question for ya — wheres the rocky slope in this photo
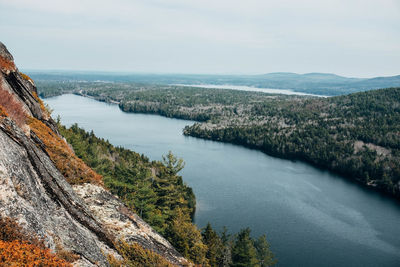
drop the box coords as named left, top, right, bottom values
left=0, top=42, right=189, bottom=266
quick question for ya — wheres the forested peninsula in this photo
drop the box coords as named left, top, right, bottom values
left=36, top=81, right=400, bottom=199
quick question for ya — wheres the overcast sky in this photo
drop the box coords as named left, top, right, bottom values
left=0, top=0, right=399, bottom=77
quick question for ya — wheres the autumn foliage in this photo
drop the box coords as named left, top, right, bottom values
left=0, top=240, right=71, bottom=266
left=28, top=118, right=103, bottom=185
left=108, top=241, right=177, bottom=267
left=0, top=88, right=27, bottom=127
left=32, top=91, right=48, bottom=114
left=0, top=217, right=72, bottom=266
left=19, top=72, right=34, bottom=84
left=0, top=217, right=43, bottom=247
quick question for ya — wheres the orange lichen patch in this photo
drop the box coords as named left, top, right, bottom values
left=20, top=72, right=34, bottom=84
left=28, top=117, right=103, bottom=185
left=0, top=88, right=27, bottom=127
left=0, top=55, right=16, bottom=72
left=0, top=240, right=72, bottom=267
left=0, top=105, right=8, bottom=117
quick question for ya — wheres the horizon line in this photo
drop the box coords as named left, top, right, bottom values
left=21, top=69, right=400, bottom=79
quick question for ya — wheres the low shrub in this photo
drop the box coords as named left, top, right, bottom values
left=32, top=91, right=49, bottom=114
left=0, top=217, right=43, bottom=248
left=28, top=118, right=103, bottom=185
left=109, top=241, right=177, bottom=267
left=19, top=72, right=34, bottom=84
left=0, top=216, right=73, bottom=266
left=0, top=240, right=71, bottom=266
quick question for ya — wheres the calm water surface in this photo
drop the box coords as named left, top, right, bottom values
left=173, top=84, right=325, bottom=97
left=46, top=94, right=400, bottom=267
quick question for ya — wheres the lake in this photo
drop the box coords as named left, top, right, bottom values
left=173, top=84, right=326, bottom=97
left=46, top=94, right=400, bottom=267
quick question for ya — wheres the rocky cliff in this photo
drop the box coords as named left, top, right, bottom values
left=0, top=42, right=189, bottom=266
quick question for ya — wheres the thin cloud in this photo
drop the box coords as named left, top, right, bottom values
left=0, top=0, right=399, bottom=77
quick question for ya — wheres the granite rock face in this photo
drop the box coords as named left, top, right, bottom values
left=74, top=184, right=188, bottom=266
left=0, top=42, right=188, bottom=266
left=0, top=117, right=114, bottom=266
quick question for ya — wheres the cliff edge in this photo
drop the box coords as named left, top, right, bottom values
left=0, top=42, right=189, bottom=266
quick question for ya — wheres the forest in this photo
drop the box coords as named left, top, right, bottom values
left=36, top=81, right=400, bottom=199
left=58, top=122, right=276, bottom=266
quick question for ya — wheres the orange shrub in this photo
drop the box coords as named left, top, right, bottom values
left=0, top=240, right=71, bottom=266
left=0, top=217, right=78, bottom=264
left=32, top=91, right=47, bottom=114
left=110, top=241, right=177, bottom=267
left=55, top=243, right=80, bottom=263
left=0, top=55, right=16, bottom=72
left=0, top=217, right=44, bottom=248
left=28, top=118, right=103, bottom=185
left=19, top=72, right=34, bottom=84
left=0, top=88, right=27, bottom=127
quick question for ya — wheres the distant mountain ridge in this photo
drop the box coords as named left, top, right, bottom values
left=259, top=72, right=364, bottom=82
left=28, top=70, right=400, bottom=96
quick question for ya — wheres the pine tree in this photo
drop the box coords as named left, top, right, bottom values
left=220, top=227, right=232, bottom=267
left=202, top=223, right=224, bottom=266
left=162, top=151, right=185, bottom=175
left=132, top=178, right=157, bottom=219
left=165, top=208, right=208, bottom=265
left=231, top=228, right=259, bottom=267
left=254, top=235, right=276, bottom=267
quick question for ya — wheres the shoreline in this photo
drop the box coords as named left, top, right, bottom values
left=49, top=93, right=400, bottom=203
left=172, top=83, right=328, bottom=97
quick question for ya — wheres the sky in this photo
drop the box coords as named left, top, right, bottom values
left=0, top=0, right=399, bottom=77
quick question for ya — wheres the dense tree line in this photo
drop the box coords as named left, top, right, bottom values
left=58, top=122, right=196, bottom=232
left=59, top=123, right=276, bottom=266
left=46, top=84, right=400, bottom=199
left=184, top=88, right=400, bottom=198
left=37, top=79, right=400, bottom=198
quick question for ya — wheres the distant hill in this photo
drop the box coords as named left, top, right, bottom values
left=27, top=70, right=400, bottom=96
left=354, top=75, right=400, bottom=88
left=260, top=72, right=361, bottom=82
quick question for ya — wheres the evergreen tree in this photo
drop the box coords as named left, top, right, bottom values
left=254, top=235, right=276, bottom=267
left=162, top=151, right=185, bottom=175
left=132, top=178, right=157, bottom=219
left=202, top=223, right=224, bottom=266
left=165, top=208, right=208, bottom=265
left=220, top=227, right=232, bottom=267
left=231, top=228, right=259, bottom=267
